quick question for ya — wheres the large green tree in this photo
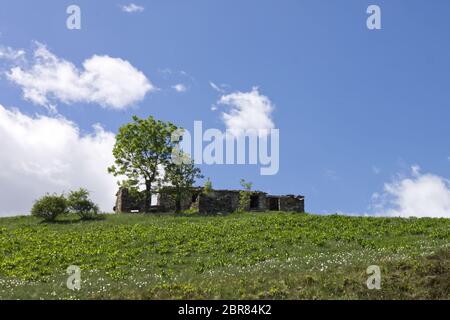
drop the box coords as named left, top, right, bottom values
left=108, top=115, right=179, bottom=212
left=165, top=152, right=203, bottom=213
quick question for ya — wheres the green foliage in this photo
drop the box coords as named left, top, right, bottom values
left=238, top=179, right=253, bottom=212
left=31, top=194, right=68, bottom=222
left=203, top=178, right=213, bottom=195
left=67, top=188, right=99, bottom=220
left=0, top=212, right=448, bottom=299
left=165, top=152, right=203, bottom=212
left=240, top=179, right=253, bottom=191
left=108, top=115, right=179, bottom=212
left=237, top=191, right=251, bottom=213
left=180, top=207, right=199, bottom=216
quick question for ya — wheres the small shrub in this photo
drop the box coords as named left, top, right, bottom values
left=68, top=188, right=99, bottom=220
left=239, top=179, right=253, bottom=191
left=203, top=178, right=213, bottom=195
left=31, top=194, right=68, bottom=222
left=237, top=191, right=251, bottom=213
left=237, top=179, right=253, bottom=213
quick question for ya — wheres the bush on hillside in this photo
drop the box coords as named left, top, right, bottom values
left=237, top=179, right=253, bottom=213
left=67, top=188, right=99, bottom=220
left=203, top=178, right=213, bottom=195
left=31, top=194, right=68, bottom=222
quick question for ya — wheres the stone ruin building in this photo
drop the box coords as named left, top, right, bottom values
left=115, top=187, right=305, bottom=214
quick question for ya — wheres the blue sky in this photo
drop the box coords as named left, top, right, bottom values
left=0, top=0, right=449, bottom=216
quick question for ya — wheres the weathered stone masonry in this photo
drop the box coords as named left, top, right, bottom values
left=115, top=187, right=305, bottom=214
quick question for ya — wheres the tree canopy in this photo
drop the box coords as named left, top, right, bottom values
left=108, top=115, right=179, bottom=212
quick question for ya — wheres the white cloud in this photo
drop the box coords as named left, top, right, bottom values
left=209, top=81, right=226, bottom=93
left=411, top=164, right=421, bottom=176
left=218, top=87, right=275, bottom=137
left=0, top=104, right=117, bottom=216
left=121, top=3, right=144, bottom=13
left=172, top=83, right=187, bottom=93
left=0, top=46, right=25, bottom=61
left=372, top=166, right=381, bottom=175
left=372, top=166, right=450, bottom=218
left=6, top=43, right=154, bottom=110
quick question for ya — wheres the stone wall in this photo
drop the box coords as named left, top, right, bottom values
left=198, top=190, right=240, bottom=214
left=114, top=188, right=146, bottom=213
left=158, top=187, right=201, bottom=212
left=279, top=195, right=305, bottom=212
left=115, top=187, right=304, bottom=214
left=254, top=193, right=267, bottom=211
left=198, top=191, right=269, bottom=214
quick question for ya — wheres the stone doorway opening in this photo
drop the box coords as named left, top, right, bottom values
left=268, top=197, right=280, bottom=211
left=250, top=194, right=259, bottom=210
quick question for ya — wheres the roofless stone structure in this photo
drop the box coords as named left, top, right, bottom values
left=115, top=187, right=304, bottom=214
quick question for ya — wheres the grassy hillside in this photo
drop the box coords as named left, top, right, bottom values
left=0, top=212, right=448, bottom=300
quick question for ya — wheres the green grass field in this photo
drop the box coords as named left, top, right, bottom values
left=0, top=212, right=449, bottom=300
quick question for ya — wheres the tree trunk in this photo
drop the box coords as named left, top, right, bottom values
left=144, top=180, right=152, bottom=213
